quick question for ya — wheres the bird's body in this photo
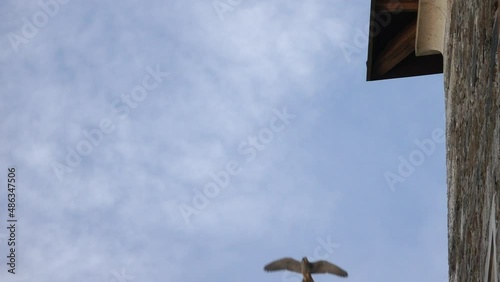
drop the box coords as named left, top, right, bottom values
left=300, top=258, right=314, bottom=282
left=264, top=257, right=348, bottom=281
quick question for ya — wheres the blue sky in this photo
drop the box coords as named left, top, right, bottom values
left=0, top=0, right=447, bottom=281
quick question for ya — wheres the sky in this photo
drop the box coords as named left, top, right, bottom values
left=0, top=0, right=448, bottom=281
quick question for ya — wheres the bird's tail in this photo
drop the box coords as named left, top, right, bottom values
left=303, top=274, right=314, bottom=282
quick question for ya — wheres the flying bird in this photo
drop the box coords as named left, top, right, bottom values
left=264, top=257, right=348, bottom=281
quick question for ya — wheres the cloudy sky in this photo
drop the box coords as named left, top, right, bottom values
left=0, top=0, right=448, bottom=281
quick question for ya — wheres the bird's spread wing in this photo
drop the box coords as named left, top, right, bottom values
left=310, top=260, right=348, bottom=277
left=264, top=258, right=301, bottom=273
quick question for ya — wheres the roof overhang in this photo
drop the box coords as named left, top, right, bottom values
left=366, top=0, right=446, bottom=81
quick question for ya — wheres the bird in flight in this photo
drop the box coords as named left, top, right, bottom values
left=264, top=257, right=348, bottom=281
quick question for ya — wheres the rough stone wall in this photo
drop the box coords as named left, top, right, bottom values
left=444, top=0, right=500, bottom=280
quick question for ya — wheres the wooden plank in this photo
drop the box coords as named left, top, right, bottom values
left=376, top=0, right=419, bottom=12
left=373, top=19, right=417, bottom=77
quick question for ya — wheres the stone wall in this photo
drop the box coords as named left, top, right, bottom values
left=444, top=0, right=500, bottom=280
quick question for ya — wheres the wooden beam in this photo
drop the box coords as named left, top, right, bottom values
left=376, top=0, right=419, bottom=12
left=373, top=19, right=417, bottom=77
